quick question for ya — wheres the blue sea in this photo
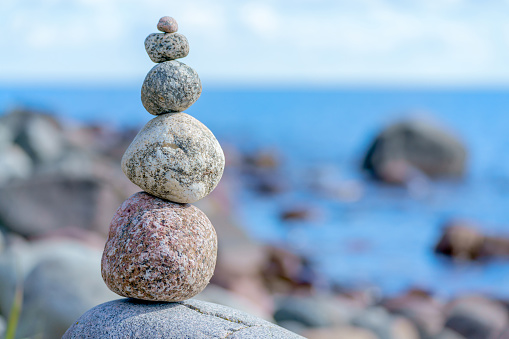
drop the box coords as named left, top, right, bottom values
left=2, top=85, right=509, bottom=298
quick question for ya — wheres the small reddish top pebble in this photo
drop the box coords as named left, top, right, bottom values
left=157, top=16, right=178, bottom=33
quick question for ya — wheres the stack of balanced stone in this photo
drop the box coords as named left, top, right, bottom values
left=101, top=16, right=225, bottom=302
left=64, top=17, right=303, bottom=339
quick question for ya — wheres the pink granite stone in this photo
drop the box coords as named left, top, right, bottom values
left=101, top=192, right=217, bottom=302
left=157, top=16, right=178, bottom=33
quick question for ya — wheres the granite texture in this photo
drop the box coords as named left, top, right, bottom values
left=145, top=33, right=189, bottom=63
left=63, top=298, right=304, bottom=338
left=101, top=192, right=217, bottom=301
left=121, top=113, right=225, bottom=203
left=141, top=60, right=202, bottom=114
left=157, top=16, right=178, bottom=33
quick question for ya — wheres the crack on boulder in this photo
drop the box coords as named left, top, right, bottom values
left=178, top=302, right=253, bottom=327
left=224, top=325, right=263, bottom=338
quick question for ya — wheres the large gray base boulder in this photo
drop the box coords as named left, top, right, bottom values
left=64, top=298, right=303, bottom=338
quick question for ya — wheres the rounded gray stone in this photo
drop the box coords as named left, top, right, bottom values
left=157, top=16, right=178, bottom=33
left=63, top=298, right=304, bottom=339
left=121, top=113, right=225, bottom=203
left=141, top=61, right=202, bottom=115
left=0, top=240, right=117, bottom=339
left=145, top=33, right=189, bottom=63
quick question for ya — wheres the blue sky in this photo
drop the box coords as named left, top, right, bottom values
left=1, top=0, right=508, bottom=87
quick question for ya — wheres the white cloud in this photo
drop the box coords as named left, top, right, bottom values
left=1, top=0, right=509, bottom=86
left=240, top=2, right=280, bottom=36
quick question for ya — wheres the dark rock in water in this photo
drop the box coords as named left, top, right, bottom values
left=63, top=298, right=303, bottom=338
left=435, top=220, right=509, bottom=261
left=444, top=296, right=508, bottom=339
left=239, top=149, right=289, bottom=195
left=243, top=150, right=281, bottom=169
left=280, top=207, right=314, bottom=222
left=0, top=175, right=123, bottom=237
left=362, top=120, right=467, bottom=183
left=434, top=222, right=485, bottom=260
left=262, top=246, right=319, bottom=295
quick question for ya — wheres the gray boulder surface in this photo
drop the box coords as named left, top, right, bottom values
left=63, top=298, right=304, bottom=338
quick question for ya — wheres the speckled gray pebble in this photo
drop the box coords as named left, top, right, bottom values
left=145, top=33, right=189, bottom=63
left=63, top=298, right=304, bottom=338
left=157, top=16, right=178, bottom=33
left=141, top=60, right=202, bottom=114
left=121, top=113, right=224, bottom=203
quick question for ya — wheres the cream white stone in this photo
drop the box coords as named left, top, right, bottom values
left=121, top=113, right=224, bottom=203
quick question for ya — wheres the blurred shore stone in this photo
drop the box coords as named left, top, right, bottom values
left=362, top=119, right=467, bottom=183
left=0, top=123, right=13, bottom=151
left=0, top=239, right=117, bottom=339
left=34, top=226, right=106, bottom=249
left=196, top=284, right=274, bottom=321
left=274, top=295, right=360, bottom=329
left=14, top=113, right=64, bottom=164
left=434, top=329, right=467, bottom=339
left=63, top=298, right=304, bottom=338
left=195, top=191, right=275, bottom=317
left=444, top=295, right=508, bottom=339
left=0, top=109, right=65, bottom=167
left=382, top=289, right=445, bottom=338
left=302, top=326, right=377, bottom=339
left=0, top=175, right=123, bottom=237
left=351, top=307, right=420, bottom=339
left=0, top=317, right=4, bottom=339
left=0, top=145, right=32, bottom=184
